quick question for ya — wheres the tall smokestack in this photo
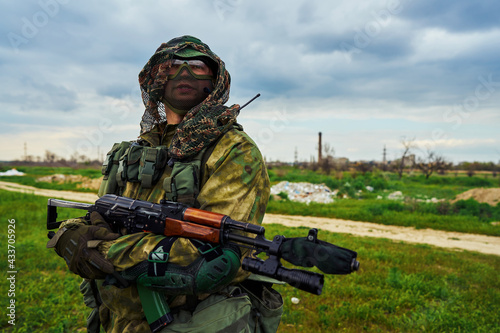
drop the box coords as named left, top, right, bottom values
left=318, top=132, right=322, bottom=164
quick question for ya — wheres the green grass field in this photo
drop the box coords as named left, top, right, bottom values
left=267, top=198, right=500, bottom=236
left=0, top=190, right=87, bottom=332
left=2, top=165, right=500, bottom=236
left=267, top=167, right=500, bottom=236
left=1, top=190, right=499, bottom=332
left=0, top=165, right=102, bottom=192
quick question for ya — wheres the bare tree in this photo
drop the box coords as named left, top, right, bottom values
left=309, top=156, right=319, bottom=171
left=466, top=163, right=476, bottom=177
left=44, top=150, right=57, bottom=163
left=321, top=143, right=335, bottom=175
left=415, top=147, right=448, bottom=179
left=394, top=137, right=416, bottom=179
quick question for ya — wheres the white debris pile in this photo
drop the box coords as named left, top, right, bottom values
left=387, top=191, right=404, bottom=200
left=416, top=197, right=443, bottom=203
left=0, top=169, right=25, bottom=176
left=270, top=181, right=335, bottom=204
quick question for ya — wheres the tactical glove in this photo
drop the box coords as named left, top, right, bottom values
left=47, top=212, right=120, bottom=279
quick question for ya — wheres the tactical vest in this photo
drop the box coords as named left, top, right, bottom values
left=95, top=127, right=284, bottom=333
left=98, top=140, right=217, bottom=207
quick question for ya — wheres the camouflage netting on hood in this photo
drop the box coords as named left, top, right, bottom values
left=138, top=36, right=240, bottom=161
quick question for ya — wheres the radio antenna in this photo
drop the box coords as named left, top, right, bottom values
left=239, top=93, right=261, bottom=111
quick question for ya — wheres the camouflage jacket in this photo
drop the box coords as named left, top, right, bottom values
left=96, top=123, right=270, bottom=332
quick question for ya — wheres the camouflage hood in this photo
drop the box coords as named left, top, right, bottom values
left=138, top=36, right=240, bottom=161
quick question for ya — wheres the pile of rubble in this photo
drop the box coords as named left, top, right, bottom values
left=37, top=174, right=81, bottom=183
left=270, top=181, right=335, bottom=204
left=387, top=191, right=404, bottom=200
left=0, top=169, right=25, bottom=176
left=385, top=190, right=442, bottom=203
left=37, top=174, right=102, bottom=190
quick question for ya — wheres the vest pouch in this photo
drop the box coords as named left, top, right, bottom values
left=165, top=285, right=252, bottom=332
left=101, top=142, right=120, bottom=177
left=240, top=280, right=283, bottom=333
left=123, top=143, right=143, bottom=183
left=98, top=141, right=131, bottom=196
left=163, top=161, right=200, bottom=206
left=138, top=146, right=168, bottom=188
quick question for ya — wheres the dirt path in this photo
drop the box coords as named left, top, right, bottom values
left=0, top=180, right=99, bottom=203
left=2, top=180, right=499, bottom=256
left=263, top=214, right=500, bottom=256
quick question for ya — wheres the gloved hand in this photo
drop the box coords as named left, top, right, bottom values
left=47, top=211, right=120, bottom=279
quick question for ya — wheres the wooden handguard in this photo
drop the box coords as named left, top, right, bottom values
left=183, top=208, right=226, bottom=228
left=163, top=218, right=221, bottom=243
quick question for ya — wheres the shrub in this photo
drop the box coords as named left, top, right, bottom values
left=369, top=177, right=389, bottom=191
left=324, top=178, right=341, bottom=190
left=351, top=179, right=365, bottom=191
left=277, top=191, right=289, bottom=200
left=436, top=201, right=452, bottom=215
left=452, top=199, right=497, bottom=221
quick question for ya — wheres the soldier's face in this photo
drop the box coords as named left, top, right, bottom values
left=163, top=60, right=214, bottom=111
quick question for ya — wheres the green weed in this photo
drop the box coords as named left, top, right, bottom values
left=0, top=191, right=499, bottom=332
left=0, top=190, right=88, bottom=332
left=264, top=224, right=500, bottom=332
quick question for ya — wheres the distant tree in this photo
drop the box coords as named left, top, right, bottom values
left=321, top=143, right=335, bottom=175
left=69, top=151, right=79, bottom=164
left=415, top=148, right=449, bottom=179
left=467, top=164, right=476, bottom=177
left=79, top=154, right=90, bottom=163
left=354, top=161, right=374, bottom=175
left=23, top=155, right=34, bottom=163
left=309, top=156, right=319, bottom=171
left=378, top=162, right=389, bottom=172
left=44, top=150, right=57, bottom=163
left=395, top=137, right=416, bottom=179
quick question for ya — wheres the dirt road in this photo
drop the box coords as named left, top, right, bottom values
left=0, top=180, right=99, bottom=203
left=2, top=180, right=499, bottom=256
left=263, top=214, right=500, bottom=256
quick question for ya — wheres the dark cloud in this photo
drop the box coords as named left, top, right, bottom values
left=1, top=0, right=499, bottom=162
left=300, top=30, right=413, bottom=62
left=242, top=75, right=300, bottom=98
left=403, top=0, right=500, bottom=32
left=18, top=76, right=78, bottom=112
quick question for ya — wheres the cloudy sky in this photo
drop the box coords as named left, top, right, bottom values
left=1, top=0, right=499, bottom=164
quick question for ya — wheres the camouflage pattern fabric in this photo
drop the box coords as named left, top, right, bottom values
left=97, top=126, right=270, bottom=333
left=91, top=35, right=270, bottom=332
left=138, top=35, right=240, bottom=161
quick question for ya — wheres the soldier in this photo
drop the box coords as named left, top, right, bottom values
left=48, top=36, right=283, bottom=332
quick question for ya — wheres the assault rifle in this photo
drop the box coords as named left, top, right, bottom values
left=47, top=194, right=359, bottom=332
